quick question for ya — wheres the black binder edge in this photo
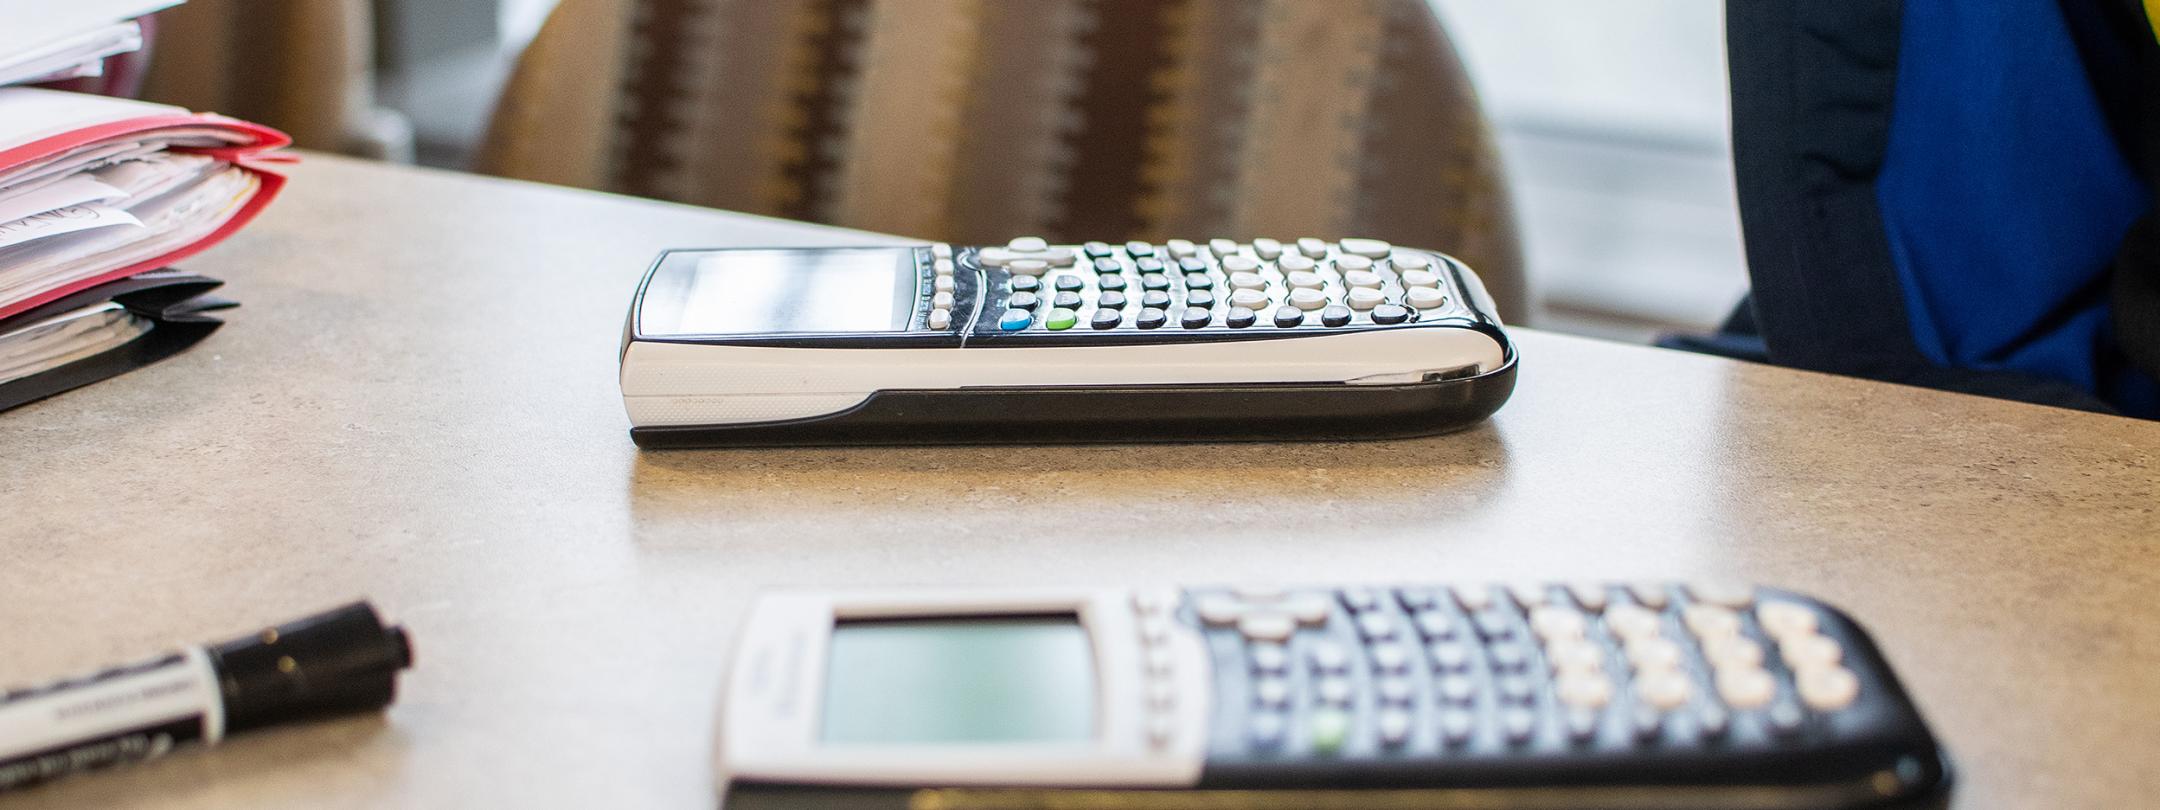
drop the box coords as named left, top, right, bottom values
left=0, top=270, right=233, bottom=413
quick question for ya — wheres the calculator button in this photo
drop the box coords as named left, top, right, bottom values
left=1567, top=584, right=1611, bottom=611
left=1009, top=258, right=1050, bottom=276
left=1344, top=270, right=1383, bottom=289
left=1407, top=287, right=1448, bottom=309
left=1697, top=706, right=1731, bottom=739
left=1286, top=271, right=1325, bottom=289
left=1309, top=640, right=1352, bottom=673
left=931, top=291, right=955, bottom=310
left=1371, top=304, right=1409, bottom=324
left=1009, top=236, right=1049, bottom=252
left=1229, top=289, right=1269, bottom=309
left=1702, top=636, right=1765, bottom=670
left=1297, top=237, right=1328, bottom=258
left=1767, top=702, right=1806, bottom=736
left=1277, top=254, right=1316, bottom=273
left=1797, top=666, right=1861, bottom=710
left=1346, top=288, right=1386, bottom=310
left=1009, top=275, right=1040, bottom=292
left=1501, top=708, right=1537, bottom=745
left=934, top=258, right=955, bottom=275
left=1225, top=307, right=1258, bottom=328
left=1141, top=290, right=1172, bottom=309
left=1473, top=610, right=1517, bottom=641
left=1347, top=606, right=1387, bottom=637
left=1228, top=272, right=1268, bottom=291
left=1272, top=306, right=1305, bottom=327
left=1556, top=672, right=1612, bottom=708
left=1183, top=273, right=1214, bottom=290
left=1186, top=290, right=1217, bottom=307
left=1142, top=274, right=1171, bottom=291
left=1756, top=601, right=1819, bottom=640
left=1683, top=605, right=1742, bottom=640
left=1005, top=292, right=1040, bottom=310
left=1288, top=289, right=1327, bottom=311
left=1414, top=611, right=1458, bottom=640
left=1177, top=257, right=1209, bottom=274
left=1237, top=612, right=1295, bottom=642
left=1340, top=238, right=1392, bottom=258
left=1222, top=255, right=1260, bottom=273
left=978, top=247, right=1016, bottom=266
left=1547, top=639, right=1605, bottom=676
left=1378, top=709, right=1413, bottom=747
left=1604, top=604, right=1662, bottom=641
left=1167, top=239, right=1199, bottom=257
left=1715, top=667, right=1776, bottom=709
left=1439, top=675, right=1477, bottom=704
left=1252, top=677, right=1292, bottom=708
left=933, top=275, right=956, bottom=293
left=1428, top=641, right=1472, bottom=671
left=1209, top=238, right=1240, bottom=257
left=1315, top=677, right=1353, bottom=706
left=998, top=309, right=1033, bottom=331
left=932, top=243, right=953, bottom=259
left=1252, top=238, right=1283, bottom=259
left=1497, top=674, right=1537, bottom=704
left=1631, top=705, right=1665, bottom=742
left=1565, top=708, right=1601, bottom=742
left=1690, top=583, right=1758, bottom=608
left=1197, top=596, right=1246, bottom=625
left=1248, top=713, right=1287, bottom=749
left=1335, top=254, right=1374, bottom=273
left=1083, top=241, right=1113, bottom=258
left=1098, top=275, right=1127, bottom=291
left=1624, top=637, right=1683, bottom=671
left=1135, top=256, right=1166, bottom=273
left=1342, top=588, right=1383, bottom=612
left=1045, top=308, right=1078, bottom=330
left=1779, top=634, right=1844, bottom=670
left=1181, top=307, right=1213, bottom=329
left=1250, top=642, right=1289, bottom=674
left=1148, top=715, right=1175, bottom=747
left=1052, top=292, right=1083, bottom=310
left=1530, top=606, right=1588, bottom=641
left=1092, top=257, right=1122, bottom=274
left=928, top=309, right=951, bottom=329
left=1125, top=240, right=1156, bottom=258
left=1453, top=586, right=1495, bottom=612
left=1310, top=711, right=1350, bottom=755
left=1637, top=669, right=1693, bottom=710
left=1283, top=592, right=1334, bottom=625
left=1371, top=643, right=1411, bottom=674
left=1091, top=309, right=1122, bottom=329
left=1440, top=710, right=1476, bottom=745
left=1630, top=583, right=1675, bottom=610
left=1098, top=291, right=1128, bottom=309
left=1400, top=270, right=1441, bottom=287
left=1377, top=676, right=1415, bottom=704
left=1053, top=275, right=1084, bottom=292
left=1391, top=252, right=1431, bottom=269
left=1135, top=308, right=1168, bottom=329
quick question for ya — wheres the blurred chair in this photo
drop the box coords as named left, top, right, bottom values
left=480, top=0, right=1529, bottom=322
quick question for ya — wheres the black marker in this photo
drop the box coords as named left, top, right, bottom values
left=0, top=602, right=411, bottom=793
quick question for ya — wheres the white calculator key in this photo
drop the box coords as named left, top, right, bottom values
left=931, top=243, right=953, bottom=259
left=1756, top=601, right=1819, bottom=640
left=1346, top=287, right=1386, bottom=310
left=1683, top=604, right=1742, bottom=640
left=1209, top=238, right=1240, bottom=257
left=1779, top=633, right=1845, bottom=670
left=1296, top=237, right=1328, bottom=258
left=1339, top=237, right=1392, bottom=258
left=1529, top=606, right=1587, bottom=641
left=1797, top=666, right=1861, bottom=710
left=1168, top=239, right=1199, bottom=257
left=1008, top=259, right=1051, bottom=277
left=1391, top=252, right=1431, bottom=269
left=1229, top=289, right=1270, bottom=309
left=1547, top=639, right=1604, bottom=675
left=1277, top=254, right=1316, bottom=272
left=1286, top=271, right=1325, bottom=289
left=931, top=291, right=954, bottom=309
left=1237, top=612, right=1296, bottom=643
left=1556, top=672, right=1613, bottom=708
left=1715, top=667, right=1777, bottom=709
left=934, top=258, right=955, bottom=275
left=1334, top=254, right=1373, bottom=272
left=1228, top=272, right=1269, bottom=291
left=1222, top=255, right=1261, bottom=273
left=1407, top=287, right=1448, bottom=309
left=1624, top=637, right=1683, bottom=671
left=927, top=309, right=951, bottom=329
left=1252, top=238, right=1284, bottom=259
left=1288, top=288, right=1327, bottom=310
left=1282, top=592, right=1333, bottom=625
left=1636, top=669, right=1693, bottom=710
left=1629, top=583, right=1673, bottom=610
left=1344, top=270, right=1383, bottom=289
left=978, top=247, right=1016, bottom=266
left=1702, top=636, right=1765, bottom=670
left=1400, top=269, right=1440, bottom=287
left=1008, top=236, right=1049, bottom=252
left=933, top=275, right=956, bottom=293
left=1196, top=596, right=1247, bottom=625
left=1604, top=604, right=1663, bottom=641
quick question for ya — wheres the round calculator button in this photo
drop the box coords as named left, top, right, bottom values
left=1272, top=306, right=1305, bottom=327
left=1237, top=611, right=1295, bottom=642
left=1415, top=610, right=1459, bottom=640
left=1083, top=241, right=1113, bottom=258
left=1488, top=642, right=1532, bottom=671
left=1370, top=304, right=1410, bottom=324
left=1392, top=252, right=1432, bottom=269
left=1052, top=291, right=1083, bottom=310
left=1178, top=257, right=1210, bottom=274
left=928, top=309, right=951, bottom=329
left=1556, top=672, right=1613, bottom=708
left=1407, top=287, right=1448, bottom=310
left=1779, top=633, right=1845, bottom=670
left=1683, top=604, right=1742, bottom=640
left=1377, top=676, right=1415, bottom=705
left=1428, top=640, right=1472, bottom=671
left=1142, top=274, right=1172, bottom=291
left=1690, top=583, right=1758, bottom=608
left=1565, top=708, right=1601, bottom=742
left=1309, top=640, right=1352, bottom=673
left=1378, top=709, right=1413, bottom=747
left=1439, top=675, right=1476, bottom=704
left=1133, top=308, right=1166, bottom=330
left=1400, top=269, right=1441, bottom=287
left=1343, top=269, right=1383, bottom=289
left=1142, top=290, right=1172, bottom=309
left=1315, top=677, right=1353, bottom=706
left=1006, top=291, right=1040, bottom=310
left=934, top=258, right=955, bottom=275
left=1125, top=240, right=1156, bottom=258
left=1253, top=238, right=1284, bottom=259
left=1286, top=270, right=1325, bottom=289
left=1296, top=237, right=1329, bottom=258
left=1631, top=705, right=1665, bottom=742
left=1547, top=639, right=1605, bottom=675
left=932, top=243, right=953, bottom=259
left=1053, top=275, right=1084, bottom=292
left=1186, top=289, right=1217, bottom=308
left=1283, top=592, right=1334, bottom=625
left=1252, top=677, right=1291, bottom=708
left=1340, top=237, right=1392, bottom=258
left=1604, top=604, right=1663, bottom=642
left=1309, top=711, right=1350, bottom=755
left=1346, top=288, right=1386, bottom=310
left=1134, top=256, right=1166, bottom=273
left=1181, top=307, right=1212, bottom=329
left=1341, top=587, right=1382, bottom=612
left=1090, top=309, right=1123, bottom=329
left=931, top=291, right=955, bottom=310
left=1530, top=606, right=1588, bottom=641
left=1167, top=238, right=1199, bottom=257
left=1501, top=708, right=1537, bottom=745
left=1767, top=702, right=1807, bottom=736
left=1697, top=706, right=1731, bottom=739
left=1625, top=637, right=1684, bottom=672
left=1044, top=308, right=1078, bottom=330
left=1371, top=644, right=1411, bottom=674
left=1097, top=291, right=1128, bottom=309
left=1221, top=255, right=1260, bottom=273
left=1098, top=275, right=1127, bottom=291
left=1183, top=273, right=1214, bottom=290
left=1630, top=583, right=1674, bottom=609
left=1226, top=307, right=1258, bottom=328
left=1008, top=258, right=1050, bottom=276
left=1196, top=595, right=1246, bottom=625
left=1440, top=710, right=1476, bottom=745
left=1227, top=271, right=1267, bottom=291
left=1335, top=254, right=1374, bottom=272
left=1703, top=636, right=1765, bottom=671
left=1756, top=601, right=1819, bottom=640
left=1009, top=236, right=1050, bottom=252
left=1249, top=642, right=1289, bottom=674
left=1497, top=674, right=1537, bottom=704
left=1009, top=275, right=1041, bottom=292
left=1797, top=666, right=1861, bottom=710
left=1277, top=254, right=1316, bottom=273
left=1636, top=669, right=1693, bottom=710
left=1229, top=289, right=1269, bottom=309
left=933, top=275, right=956, bottom=293
left=998, top=310, right=1033, bottom=331
left=1248, top=714, right=1287, bottom=748
left=1288, top=288, right=1328, bottom=311
left=1714, top=667, right=1776, bottom=709
left=1209, top=237, right=1240, bottom=257
left=1092, top=257, right=1123, bottom=274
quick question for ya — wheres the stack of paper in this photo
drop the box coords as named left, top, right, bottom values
left=0, top=1, right=182, bottom=87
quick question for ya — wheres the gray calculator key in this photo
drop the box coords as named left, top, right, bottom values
left=1378, top=676, right=1415, bottom=705
left=1371, top=643, right=1411, bottom=673
left=1371, top=304, right=1409, bottom=324
left=1091, top=309, right=1122, bottom=329
left=1316, top=677, right=1354, bottom=706
left=1136, top=308, right=1168, bottom=329
left=1249, top=713, right=1287, bottom=748
left=1181, top=307, right=1212, bottom=329
left=1142, top=274, right=1171, bottom=291
left=1083, top=241, right=1113, bottom=258
left=1098, top=291, right=1128, bottom=309
left=1272, top=306, right=1304, bottom=328
left=1054, top=275, right=1084, bottom=292
left=1178, top=257, right=1210, bottom=274
left=1415, top=611, right=1458, bottom=639
left=1357, top=612, right=1396, bottom=640
left=1310, top=640, right=1352, bottom=673
left=1498, top=674, right=1536, bottom=704
left=1250, top=642, right=1290, bottom=674
left=1098, top=274, right=1127, bottom=291
left=1440, top=710, right=1476, bottom=745
left=1183, top=273, right=1214, bottom=290
left=1187, top=290, right=1216, bottom=308
left=1342, top=588, right=1383, bottom=612
left=1502, top=708, right=1537, bottom=744
left=1125, top=240, right=1156, bottom=257
left=1052, top=291, right=1083, bottom=309
left=1226, top=307, right=1258, bottom=328
left=1009, top=275, right=1040, bottom=292
left=1439, top=675, right=1476, bottom=704
left=1320, top=305, right=1352, bottom=327
left=1142, top=290, right=1172, bottom=308
left=1378, top=709, right=1413, bottom=747
left=1566, top=708, right=1601, bottom=742
left=1006, top=291, right=1040, bottom=310
left=1253, top=677, right=1291, bottom=708
left=1092, top=257, right=1121, bottom=273
left=1135, top=256, right=1166, bottom=273
left=1428, top=640, right=1472, bottom=671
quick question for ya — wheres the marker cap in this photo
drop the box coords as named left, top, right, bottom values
left=207, top=602, right=414, bottom=734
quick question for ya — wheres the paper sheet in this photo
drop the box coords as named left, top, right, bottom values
left=0, top=300, right=150, bottom=384
left=0, top=174, right=127, bottom=225
left=0, top=203, right=140, bottom=250
left=0, top=22, right=140, bottom=87
left=0, top=1, right=181, bottom=58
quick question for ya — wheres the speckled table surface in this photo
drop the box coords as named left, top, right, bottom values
left=2, top=155, right=2156, bottom=809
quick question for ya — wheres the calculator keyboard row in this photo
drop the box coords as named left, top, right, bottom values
left=936, top=237, right=1463, bottom=333
left=1181, top=583, right=1868, bottom=759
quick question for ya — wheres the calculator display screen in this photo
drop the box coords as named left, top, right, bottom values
left=639, top=248, right=917, bottom=335
left=820, top=615, right=1095, bottom=744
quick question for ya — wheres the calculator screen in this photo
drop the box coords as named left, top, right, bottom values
left=820, top=615, right=1095, bottom=745
left=639, top=248, right=917, bottom=335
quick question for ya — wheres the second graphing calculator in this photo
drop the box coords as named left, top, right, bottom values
left=716, top=582, right=1949, bottom=809
left=619, top=237, right=1515, bottom=447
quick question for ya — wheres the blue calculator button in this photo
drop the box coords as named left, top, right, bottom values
left=998, top=310, right=1033, bottom=331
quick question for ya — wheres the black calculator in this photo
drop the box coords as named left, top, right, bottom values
left=620, top=237, right=1515, bottom=447
left=717, top=582, right=1950, bottom=808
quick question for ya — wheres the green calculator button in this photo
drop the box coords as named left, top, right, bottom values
left=1310, top=710, right=1349, bottom=755
left=1045, top=308, right=1078, bottom=330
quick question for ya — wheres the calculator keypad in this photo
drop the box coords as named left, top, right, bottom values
left=959, top=237, right=1467, bottom=335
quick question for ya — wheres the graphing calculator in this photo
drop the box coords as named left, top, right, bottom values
left=619, top=237, right=1516, bottom=447
left=716, top=583, right=1950, bottom=809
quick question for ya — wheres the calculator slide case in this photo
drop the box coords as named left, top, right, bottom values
left=620, top=239, right=1516, bottom=447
